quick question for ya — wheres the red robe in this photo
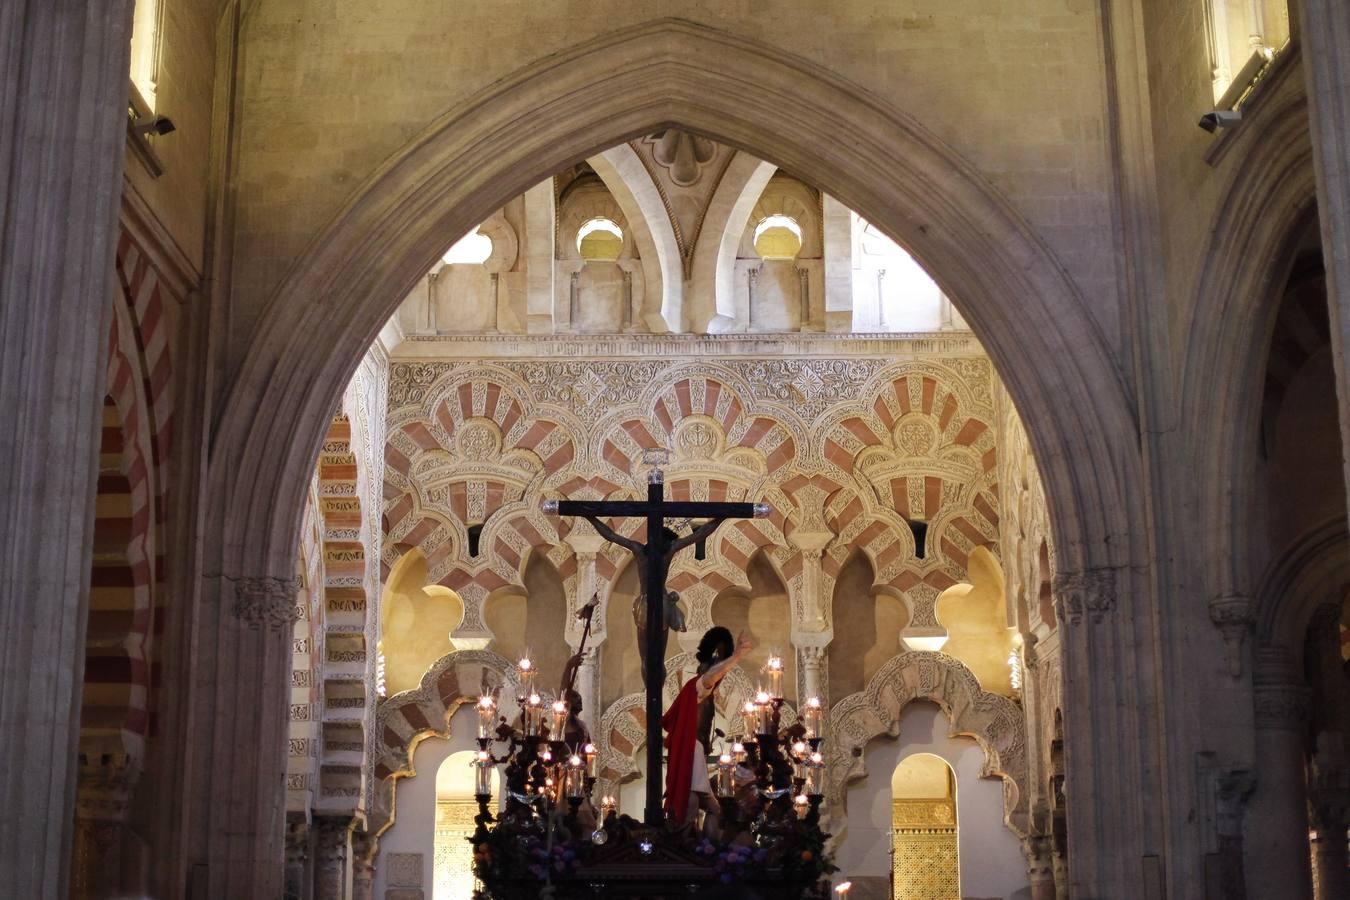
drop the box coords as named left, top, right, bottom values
left=662, top=676, right=702, bottom=821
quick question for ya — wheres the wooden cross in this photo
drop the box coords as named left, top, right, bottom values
left=545, top=465, right=767, bottom=826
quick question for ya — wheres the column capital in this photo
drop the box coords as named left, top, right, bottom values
left=1052, top=567, right=1118, bottom=625
left=227, top=575, right=302, bottom=631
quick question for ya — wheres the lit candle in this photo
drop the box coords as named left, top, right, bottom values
left=526, top=692, right=543, bottom=736
left=754, top=690, right=772, bottom=734
left=601, top=794, right=616, bottom=817
left=583, top=742, right=597, bottom=778
left=517, top=657, right=534, bottom=696
left=477, top=694, right=496, bottom=739
left=791, top=740, right=808, bottom=759
left=808, top=750, right=825, bottom=794
left=835, top=881, right=852, bottom=897
left=803, top=696, right=822, bottom=738
left=540, top=746, right=553, bottom=764
left=742, top=700, right=758, bottom=737
left=717, top=753, right=735, bottom=798
left=794, top=793, right=810, bottom=819
left=475, top=750, right=493, bottom=795
left=732, top=740, right=746, bottom=764
left=566, top=754, right=585, bottom=798
left=551, top=699, right=568, bottom=739
left=766, top=655, right=785, bottom=699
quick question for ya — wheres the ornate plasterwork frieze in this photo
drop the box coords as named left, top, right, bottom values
left=229, top=576, right=302, bottom=631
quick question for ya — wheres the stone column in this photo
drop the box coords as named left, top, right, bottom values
left=350, top=830, right=376, bottom=900
left=788, top=516, right=831, bottom=635
left=284, top=820, right=311, bottom=900
left=1021, top=833, right=1056, bottom=900
left=70, top=754, right=139, bottom=899
left=1296, top=0, right=1350, bottom=516
left=798, top=646, right=826, bottom=702
left=565, top=532, right=605, bottom=724
left=0, top=4, right=134, bottom=896
left=314, top=815, right=352, bottom=900
left=1245, top=648, right=1313, bottom=898
left=183, top=576, right=301, bottom=897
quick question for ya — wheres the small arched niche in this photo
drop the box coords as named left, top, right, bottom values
left=828, top=551, right=908, bottom=701
left=483, top=551, right=571, bottom=682
left=382, top=549, right=463, bottom=696
left=710, top=552, right=795, bottom=692
left=935, top=547, right=1018, bottom=696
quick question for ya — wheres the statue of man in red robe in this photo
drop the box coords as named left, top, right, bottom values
left=662, top=626, right=753, bottom=829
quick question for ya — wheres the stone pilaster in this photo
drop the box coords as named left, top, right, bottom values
left=1246, top=648, right=1313, bottom=898
left=0, top=3, right=134, bottom=896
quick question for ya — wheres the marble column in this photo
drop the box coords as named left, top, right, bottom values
left=1245, top=648, right=1313, bottom=898
left=1296, top=0, right=1350, bottom=516
left=350, top=830, right=376, bottom=900
left=69, top=753, right=140, bottom=899
left=0, top=3, right=134, bottom=897
left=1021, top=833, right=1056, bottom=900
left=798, top=646, right=826, bottom=703
left=284, top=820, right=311, bottom=900
left=314, top=815, right=352, bottom=900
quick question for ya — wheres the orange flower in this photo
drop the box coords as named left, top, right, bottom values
left=800, top=850, right=813, bottom=862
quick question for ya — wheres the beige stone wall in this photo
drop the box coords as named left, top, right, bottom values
left=124, top=0, right=219, bottom=273
left=227, top=1, right=1120, bottom=351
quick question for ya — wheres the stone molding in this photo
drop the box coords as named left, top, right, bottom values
left=229, top=575, right=302, bottom=630
left=1051, top=568, right=1118, bottom=625
left=394, top=331, right=985, bottom=360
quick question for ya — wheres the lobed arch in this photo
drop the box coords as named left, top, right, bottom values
left=827, top=651, right=1028, bottom=837
left=368, top=648, right=518, bottom=835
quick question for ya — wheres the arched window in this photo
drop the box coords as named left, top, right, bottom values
left=853, top=216, right=948, bottom=332
left=1204, top=0, right=1289, bottom=104
left=129, top=0, right=163, bottom=111
left=753, top=214, right=803, bottom=260
left=441, top=227, right=493, bottom=265
left=577, top=217, right=623, bottom=261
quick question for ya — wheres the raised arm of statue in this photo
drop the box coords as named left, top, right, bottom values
left=668, top=518, right=725, bottom=557
left=583, top=515, right=646, bottom=558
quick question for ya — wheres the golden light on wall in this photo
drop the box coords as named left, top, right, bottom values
left=435, top=750, right=499, bottom=899
left=891, top=753, right=958, bottom=900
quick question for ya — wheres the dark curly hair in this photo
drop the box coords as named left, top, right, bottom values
left=696, top=626, right=735, bottom=665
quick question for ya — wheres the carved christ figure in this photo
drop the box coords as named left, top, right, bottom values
left=582, top=515, right=717, bottom=680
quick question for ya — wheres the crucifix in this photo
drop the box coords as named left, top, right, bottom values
left=544, top=453, right=768, bottom=826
